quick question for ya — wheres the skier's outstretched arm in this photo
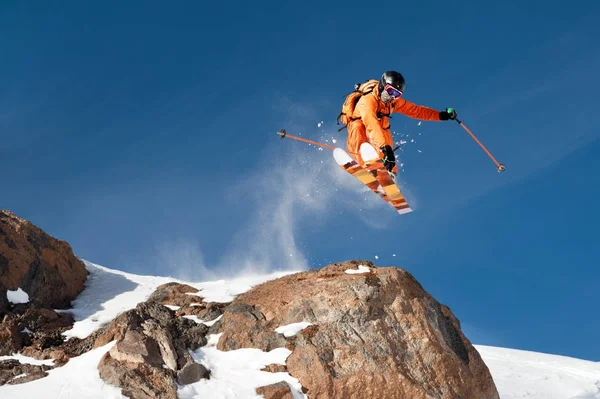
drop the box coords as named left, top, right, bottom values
left=392, top=98, right=442, bottom=121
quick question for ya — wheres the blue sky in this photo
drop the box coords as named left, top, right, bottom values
left=2, top=2, right=600, bottom=361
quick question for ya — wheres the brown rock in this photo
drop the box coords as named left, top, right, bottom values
left=176, top=301, right=226, bottom=320
left=146, top=282, right=202, bottom=307
left=20, top=346, right=70, bottom=367
left=141, top=320, right=178, bottom=370
left=176, top=360, right=208, bottom=385
left=217, top=260, right=499, bottom=399
left=218, top=302, right=287, bottom=351
left=6, top=370, right=48, bottom=385
left=0, top=283, right=9, bottom=317
left=24, top=330, right=64, bottom=351
left=256, top=381, right=294, bottom=399
left=0, top=316, right=22, bottom=355
left=172, top=340, right=210, bottom=385
left=171, top=317, right=208, bottom=350
left=98, top=352, right=177, bottom=399
left=93, top=301, right=171, bottom=348
left=109, top=330, right=163, bottom=366
left=96, top=300, right=210, bottom=394
left=0, top=359, right=53, bottom=386
left=262, top=363, right=287, bottom=373
left=0, top=298, right=78, bottom=366
left=53, top=328, right=103, bottom=358
left=18, top=308, right=74, bottom=333
left=7, top=308, right=74, bottom=355
left=0, top=210, right=87, bottom=309
left=93, top=308, right=144, bottom=348
left=0, top=359, right=20, bottom=385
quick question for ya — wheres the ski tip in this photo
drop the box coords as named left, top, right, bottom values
left=397, top=208, right=413, bottom=215
left=360, top=142, right=380, bottom=163
left=333, top=147, right=355, bottom=166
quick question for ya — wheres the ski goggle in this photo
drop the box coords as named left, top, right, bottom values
left=384, top=84, right=403, bottom=99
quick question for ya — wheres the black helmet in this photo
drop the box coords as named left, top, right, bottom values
left=378, top=71, right=406, bottom=95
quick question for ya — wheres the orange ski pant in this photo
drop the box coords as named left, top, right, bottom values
left=346, top=121, right=397, bottom=173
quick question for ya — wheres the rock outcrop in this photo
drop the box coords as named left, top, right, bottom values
left=0, top=250, right=215, bottom=390
left=97, top=301, right=209, bottom=398
left=0, top=210, right=87, bottom=309
left=146, top=282, right=226, bottom=323
left=0, top=211, right=96, bottom=382
left=0, top=283, right=8, bottom=317
left=256, top=381, right=295, bottom=399
left=0, top=209, right=87, bottom=381
left=0, top=316, right=22, bottom=356
left=216, top=260, right=500, bottom=399
left=0, top=359, right=52, bottom=385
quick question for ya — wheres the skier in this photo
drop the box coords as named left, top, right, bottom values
left=338, top=70, right=457, bottom=174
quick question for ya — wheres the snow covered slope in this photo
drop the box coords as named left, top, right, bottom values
left=59, top=260, right=300, bottom=340
left=476, top=345, right=600, bottom=399
left=1, top=261, right=598, bottom=398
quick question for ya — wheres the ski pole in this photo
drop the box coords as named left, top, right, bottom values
left=277, top=129, right=360, bottom=156
left=454, top=118, right=506, bottom=173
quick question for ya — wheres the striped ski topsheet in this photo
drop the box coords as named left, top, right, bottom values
left=333, top=148, right=389, bottom=201
left=360, top=143, right=413, bottom=214
left=334, top=146, right=412, bottom=214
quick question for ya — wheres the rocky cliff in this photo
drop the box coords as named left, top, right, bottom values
left=0, top=210, right=87, bottom=310
left=0, top=211, right=499, bottom=398
left=215, top=260, right=499, bottom=399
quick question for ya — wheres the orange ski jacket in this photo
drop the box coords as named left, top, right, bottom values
left=350, top=81, right=441, bottom=149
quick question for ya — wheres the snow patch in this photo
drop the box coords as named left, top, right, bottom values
left=275, top=322, right=313, bottom=338
left=163, top=305, right=180, bottom=311
left=345, top=265, right=371, bottom=274
left=185, top=270, right=300, bottom=303
left=7, top=288, right=29, bottom=304
left=0, top=342, right=122, bottom=398
left=179, top=333, right=306, bottom=399
left=63, top=262, right=298, bottom=340
left=206, top=333, right=222, bottom=347
left=62, top=261, right=179, bottom=340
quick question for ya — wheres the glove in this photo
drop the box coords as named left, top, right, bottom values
left=439, top=107, right=457, bottom=120
left=380, top=145, right=396, bottom=172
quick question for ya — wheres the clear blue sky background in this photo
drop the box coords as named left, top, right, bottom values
left=2, top=2, right=599, bottom=361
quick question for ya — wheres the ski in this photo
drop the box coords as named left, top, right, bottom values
left=333, top=147, right=391, bottom=204
left=360, top=143, right=413, bottom=215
